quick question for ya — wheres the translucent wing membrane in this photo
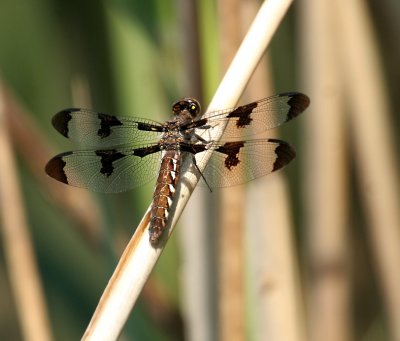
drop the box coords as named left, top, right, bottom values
left=45, top=147, right=161, bottom=193
left=52, top=108, right=164, bottom=148
left=193, top=139, right=295, bottom=188
left=198, top=92, right=309, bottom=140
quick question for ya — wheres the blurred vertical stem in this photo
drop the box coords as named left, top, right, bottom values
left=243, top=1, right=306, bottom=340
left=198, top=0, right=220, bottom=101
left=335, top=0, right=400, bottom=339
left=217, top=0, right=246, bottom=340
left=300, top=0, right=351, bottom=340
left=0, top=81, right=52, bottom=340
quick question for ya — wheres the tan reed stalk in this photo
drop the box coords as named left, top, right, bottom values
left=300, top=1, right=351, bottom=340
left=217, top=0, right=246, bottom=340
left=334, top=0, right=400, bottom=339
left=243, top=0, right=306, bottom=339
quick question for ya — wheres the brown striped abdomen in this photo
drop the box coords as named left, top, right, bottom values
left=149, top=150, right=181, bottom=245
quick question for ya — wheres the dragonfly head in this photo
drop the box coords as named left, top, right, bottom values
left=172, top=98, right=201, bottom=118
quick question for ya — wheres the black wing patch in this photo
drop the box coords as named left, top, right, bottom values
left=213, top=142, right=245, bottom=170
left=226, top=103, right=257, bottom=128
left=95, top=149, right=126, bottom=177
left=97, top=114, right=124, bottom=138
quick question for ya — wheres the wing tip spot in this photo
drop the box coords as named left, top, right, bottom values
left=279, top=92, right=310, bottom=121
left=270, top=139, right=296, bottom=171
left=52, top=109, right=77, bottom=137
left=45, top=153, right=71, bottom=184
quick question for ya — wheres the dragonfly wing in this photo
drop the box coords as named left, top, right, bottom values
left=45, top=145, right=162, bottom=193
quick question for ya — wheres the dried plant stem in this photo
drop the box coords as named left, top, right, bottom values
left=335, top=0, right=400, bottom=339
left=0, top=81, right=52, bottom=341
left=82, top=1, right=294, bottom=339
left=243, top=2, right=306, bottom=340
left=300, top=0, right=351, bottom=340
left=217, top=0, right=246, bottom=340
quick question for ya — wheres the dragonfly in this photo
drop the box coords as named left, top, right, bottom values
left=45, top=92, right=310, bottom=246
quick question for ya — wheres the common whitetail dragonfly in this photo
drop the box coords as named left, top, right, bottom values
left=45, top=93, right=309, bottom=245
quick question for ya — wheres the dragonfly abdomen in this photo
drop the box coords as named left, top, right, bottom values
left=149, top=150, right=181, bottom=245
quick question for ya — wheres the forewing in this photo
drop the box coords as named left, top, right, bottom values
left=197, top=92, right=309, bottom=140
left=194, top=139, right=295, bottom=188
left=45, top=146, right=161, bottom=193
left=52, top=108, right=164, bottom=148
